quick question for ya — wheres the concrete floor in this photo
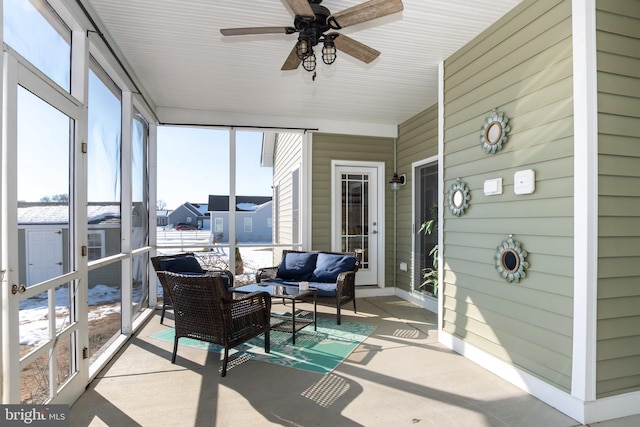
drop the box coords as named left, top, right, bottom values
left=70, top=296, right=640, bottom=427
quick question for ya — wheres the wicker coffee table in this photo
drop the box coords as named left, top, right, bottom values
left=232, top=283, right=317, bottom=345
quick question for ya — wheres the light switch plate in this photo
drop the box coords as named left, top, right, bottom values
left=484, top=178, right=503, bottom=195
left=514, top=169, right=535, bottom=194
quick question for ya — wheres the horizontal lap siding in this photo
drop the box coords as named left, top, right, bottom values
left=395, top=105, right=439, bottom=291
left=443, top=0, right=574, bottom=391
left=273, top=133, right=302, bottom=255
left=595, top=0, right=640, bottom=398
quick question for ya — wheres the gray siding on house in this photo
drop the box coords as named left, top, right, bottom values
left=311, top=133, right=394, bottom=284
left=396, top=105, right=439, bottom=292
left=273, top=133, right=302, bottom=254
left=595, top=0, right=640, bottom=398
left=442, top=0, right=574, bottom=391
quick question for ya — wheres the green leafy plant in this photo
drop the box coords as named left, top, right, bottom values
left=418, top=205, right=438, bottom=296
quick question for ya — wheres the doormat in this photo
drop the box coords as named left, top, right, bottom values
left=150, top=317, right=376, bottom=374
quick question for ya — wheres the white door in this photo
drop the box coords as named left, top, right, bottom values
left=26, top=229, right=64, bottom=285
left=333, top=163, right=382, bottom=285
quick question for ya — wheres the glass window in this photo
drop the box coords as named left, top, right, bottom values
left=17, top=87, right=72, bottom=285
left=214, top=218, right=223, bottom=232
left=87, top=231, right=105, bottom=261
left=157, top=127, right=229, bottom=212
left=3, top=0, right=71, bottom=91
left=244, top=218, right=252, bottom=233
left=88, top=63, right=122, bottom=258
left=292, top=168, right=300, bottom=244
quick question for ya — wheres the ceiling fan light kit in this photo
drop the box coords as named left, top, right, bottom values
left=220, top=0, right=404, bottom=74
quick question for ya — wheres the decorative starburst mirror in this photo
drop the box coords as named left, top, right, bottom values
left=480, top=110, right=510, bottom=154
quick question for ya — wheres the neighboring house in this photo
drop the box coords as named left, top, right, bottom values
left=167, top=202, right=209, bottom=229
left=263, top=133, right=303, bottom=263
left=17, top=203, right=123, bottom=287
left=207, top=195, right=272, bottom=243
left=156, top=209, right=170, bottom=227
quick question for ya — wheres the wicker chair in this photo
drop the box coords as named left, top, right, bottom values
left=151, top=252, right=234, bottom=324
left=156, top=271, right=271, bottom=377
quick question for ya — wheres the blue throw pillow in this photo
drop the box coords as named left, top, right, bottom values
left=311, top=253, right=357, bottom=283
left=277, top=252, right=318, bottom=281
left=159, top=256, right=204, bottom=274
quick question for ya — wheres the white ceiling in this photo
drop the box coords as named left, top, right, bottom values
left=84, top=0, right=523, bottom=134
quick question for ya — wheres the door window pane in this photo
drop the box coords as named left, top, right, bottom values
left=17, top=87, right=71, bottom=285
left=3, top=0, right=71, bottom=91
left=341, top=173, right=368, bottom=268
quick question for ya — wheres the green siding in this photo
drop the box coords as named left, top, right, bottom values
left=442, top=0, right=574, bottom=392
left=311, top=133, right=394, bottom=284
left=596, top=0, right=640, bottom=398
left=395, top=105, right=439, bottom=291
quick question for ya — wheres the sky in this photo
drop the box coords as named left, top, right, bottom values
left=157, top=127, right=274, bottom=210
left=6, top=0, right=273, bottom=211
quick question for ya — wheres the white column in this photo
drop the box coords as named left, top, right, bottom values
left=571, top=0, right=598, bottom=403
left=121, top=91, right=133, bottom=335
left=1, top=51, right=19, bottom=403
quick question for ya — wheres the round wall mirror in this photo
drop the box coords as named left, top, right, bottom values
left=447, top=181, right=470, bottom=216
left=480, top=111, right=510, bottom=154
left=495, top=237, right=529, bottom=282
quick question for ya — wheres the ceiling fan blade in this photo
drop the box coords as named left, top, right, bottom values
left=220, top=26, right=296, bottom=36
left=333, top=34, right=380, bottom=64
left=281, top=45, right=302, bottom=70
left=329, top=0, right=403, bottom=29
left=283, top=0, right=315, bottom=18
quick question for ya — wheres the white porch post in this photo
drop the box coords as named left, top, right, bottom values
left=571, top=0, right=598, bottom=407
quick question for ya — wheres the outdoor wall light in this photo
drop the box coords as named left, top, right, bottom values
left=389, top=172, right=406, bottom=191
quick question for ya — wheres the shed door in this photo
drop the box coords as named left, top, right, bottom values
left=26, top=229, right=64, bottom=285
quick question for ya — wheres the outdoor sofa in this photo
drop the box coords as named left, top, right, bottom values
left=256, top=250, right=361, bottom=325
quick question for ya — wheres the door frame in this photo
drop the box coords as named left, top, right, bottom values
left=330, top=160, right=385, bottom=287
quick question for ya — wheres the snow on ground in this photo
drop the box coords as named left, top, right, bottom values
left=19, top=247, right=275, bottom=347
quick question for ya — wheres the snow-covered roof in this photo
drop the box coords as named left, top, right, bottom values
left=18, top=203, right=121, bottom=225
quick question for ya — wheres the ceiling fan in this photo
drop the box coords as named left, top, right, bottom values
left=220, top=0, right=404, bottom=73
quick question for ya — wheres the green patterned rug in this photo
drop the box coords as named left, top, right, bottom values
left=150, top=317, right=376, bottom=374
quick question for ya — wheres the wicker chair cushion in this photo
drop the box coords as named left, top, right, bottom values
left=311, top=253, right=357, bottom=283
left=159, top=256, right=204, bottom=274
left=277, top=252, right=318, bottom=281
